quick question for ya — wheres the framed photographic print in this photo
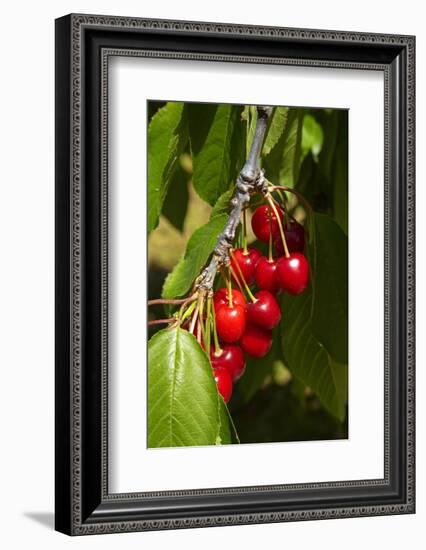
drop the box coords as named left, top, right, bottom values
left=55, top=14, right=415, bottom=535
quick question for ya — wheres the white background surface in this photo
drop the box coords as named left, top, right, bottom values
left=109, top=58, right=384, bottom=492
left=0, top=0, right=423, bottom=548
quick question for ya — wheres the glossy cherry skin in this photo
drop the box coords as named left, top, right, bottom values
left=230, top=248, right=261, bottom=286
left=240, top=324, right=273, bottom=358
left=275, top=220, right=305, bottom=255
left=251, top=205, right=284, bottom=243
left=210, top=344, right=246, bottom=381
left=215, top=303, right=246, bottom=343
left=245, top=290, right=281, bottom=330
left=213, top=288, right=246, bottom=311
left=213, top=366, right=233, bottom=403
left=255, top=256, right=280, bottom=293
left=276, top=252, right=309, bottom=295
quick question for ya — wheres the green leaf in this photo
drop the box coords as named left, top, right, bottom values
left=229, top=105, right=246, bottom=183
left=301, top=113, right=324, bottom=159
left=188, top=103, right=241, bottom=205
left=311, top=213, right=348, bottom=364
left=280, top=290, right=347, bottom=421
left=162, top=160, right=189, bottom=231
left=148, top=102, right=187, bottom=231
left=262, top=107, right=289, bottom=156
left=263, top=109, right=303, bottom=187
left=148, top=328, right=231, bottom=447
left=162, top=215, right=227, bottom=299
left=210, top=189, right=234, bottom=219
left=242, top=105, right=258, bottom=155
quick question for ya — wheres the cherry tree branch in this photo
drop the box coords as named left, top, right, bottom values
left=196, top=106, right=273, bottom=291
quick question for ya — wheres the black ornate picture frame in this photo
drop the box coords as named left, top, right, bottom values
left=55, top=13, right=415, bottom=535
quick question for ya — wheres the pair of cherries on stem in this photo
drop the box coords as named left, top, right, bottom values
left=214, top=288, right=280, bottom=349
left=256, top=252, right=310, bottom=296
left=252, top=204, right=306, bottom=255
left=233, top=204, right=309, bottom=295
left=212, top=287, right=282, bottom=402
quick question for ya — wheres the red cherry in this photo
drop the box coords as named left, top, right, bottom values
left=255, top=256, right=280, bottom=293
left=210, top=344, right=246, bottom=381
left=240, top=325, right=273, bottom=358
left=230, top=248, right=261, bottom=286
left=275, top=220, right=305, bottom=255
left=215, top=303, right=246, bottom=343
left=276, top=252, right=310, bottom=295
left=213, top=366, right=233, bottom=403
left=251, top=205, right=284, bottom=243
left=213, top=288, right=246, bottom=310
left=246, top=290, right=281, bottom=330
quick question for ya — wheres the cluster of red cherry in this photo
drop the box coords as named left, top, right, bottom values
left=211, top=204, right=310, bottom=403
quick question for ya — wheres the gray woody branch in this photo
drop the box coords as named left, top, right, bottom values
left=196, top=106, right=273, bottom=291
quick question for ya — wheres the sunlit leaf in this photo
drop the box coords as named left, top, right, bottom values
left=210, top=189, right=234, bottom=219
left=242, top=105, right=258, bottom=155
left=188, top=103, right=241, bottom=205
left=148, top=102, right=187, bottom=231
left=263, top=108, right=303, bottom=188
left=262, top=107, right=289, bottom=156
left=301, top=113, right=324, bottom=159
left=162, top=215, right=227, bottom=299
left=148, top=328, right=231, bottom=447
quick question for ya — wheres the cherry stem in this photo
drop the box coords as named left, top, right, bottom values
left=205, top=297, right=212, bottom=356
left=281, top=195, right=296, bottom=223
left=197, top=295, right=206, bottom=344
left=179, top=298, right=197, bottom=322
left=148, top=295, right=196, bottom=306
left=211, top=299, right=222, bottom=355
left=226, top=268, right=234, bottom=307
left=189, top=297, right=201, bottom=334
left=242, top=208, right=248, bottom=254
left=228, top=264, right=245, bottom=295
left=270, top=184, right=314, bottom=217
left=148, top=318, right=175, bottom=326
left=266, top=194, right=290, bottom=258
left=196, top=318, right=201, bottom=342
left=267, top=207, right=274, bottom=261
left=270, top=187, right=296, bottom=224
left=275, top=187, right=287, bottom=207
left=229, top=249, right=257, bottom=303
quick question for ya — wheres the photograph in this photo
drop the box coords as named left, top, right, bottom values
left=147, top=100, right=349, bottom=448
